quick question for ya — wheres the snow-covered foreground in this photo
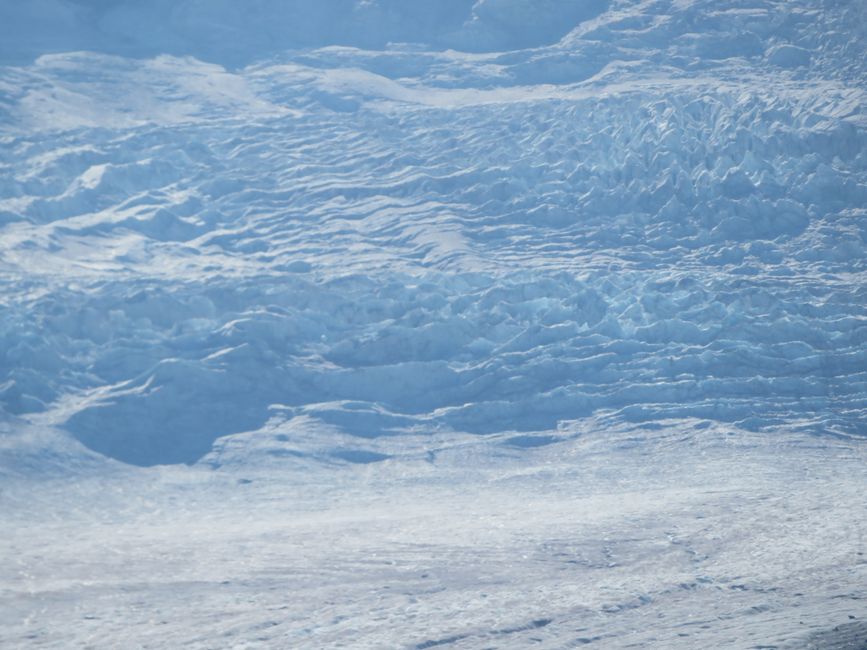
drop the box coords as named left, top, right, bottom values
left=2, top=422, right=867, bottom=648
left=1, top=0, right=866, bottom=647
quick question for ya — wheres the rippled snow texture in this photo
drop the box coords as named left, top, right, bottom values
left=2, top=0, right=866, bottom=464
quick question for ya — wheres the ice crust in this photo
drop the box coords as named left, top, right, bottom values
left=2, top=7, right=866, bottom=465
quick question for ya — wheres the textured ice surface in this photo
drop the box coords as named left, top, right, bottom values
left=2, top=40, right=865, bottom=465
left=1, top=0, right=866, bottom=647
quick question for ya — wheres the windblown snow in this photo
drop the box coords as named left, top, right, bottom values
left=1, top=1, right=866, bottom=648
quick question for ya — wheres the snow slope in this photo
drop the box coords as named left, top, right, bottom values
left=1, top=0, right=866, bottom=647
left=0, top=0, right=612, bottom=66
left=2, top=423, right=866, bottom=649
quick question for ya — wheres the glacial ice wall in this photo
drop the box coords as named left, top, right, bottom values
left=0, top=0, right=865, bottom=466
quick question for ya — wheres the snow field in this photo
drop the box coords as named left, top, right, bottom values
left=2, top=423, right=866, bottom=648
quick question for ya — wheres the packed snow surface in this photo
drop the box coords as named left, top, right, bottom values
left=1, top=0, right=866, bottom=648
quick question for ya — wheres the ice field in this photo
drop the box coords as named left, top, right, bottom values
left=1, top=0, right=866, bottom=647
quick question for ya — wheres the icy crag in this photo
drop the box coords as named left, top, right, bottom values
left=2, top=0, right=866, bottom=467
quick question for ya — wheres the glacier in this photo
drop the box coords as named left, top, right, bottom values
left=1, top=0, right=866, bottom=648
